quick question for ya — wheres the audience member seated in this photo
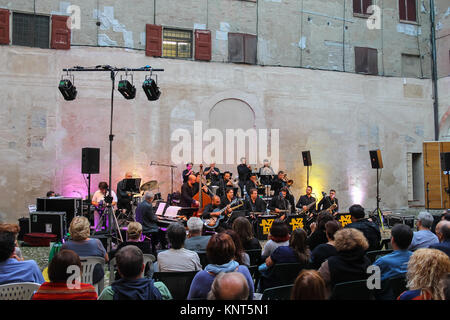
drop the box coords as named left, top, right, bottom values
left=109, top=222, right=152, bottom=260
left=373, top=224, right=413, bottom=281
left=157, top=222, right=201, bottom=272
left=0, top=223, right=23, bottom=260
left=32, top=249, right=97, bottom=300
left=232, top=217, right=261, bottom=251
left=307, top=212, right=334, bottom=251
left=429, top=221, right=450, bottom=257
left=223, top=229, right=250, bottom=266
left=345, top=204, right=381, bottom=251
left=409, top=212, right=439, bottom=251
left=99, top=246, right=169, bottom=300
left=207, top=272, right=249, bottom=300
left=184, top=217, right=211, bottom=252
left=310, top=220, right=340, bottom=269
left=61, top=216, right=108, bottom=284
left=318, top=228, right=371, bottom=296
left=0, top=231, right=44, bottom=285
left=291, top=270, right=327, bottom=300
left=187, top=233, right=254, bottom=300
left=259, top=228, right=310, bottom=291
left=261, top=219, right=290, bottom=259
left=398, top=248, right=450, bottom=300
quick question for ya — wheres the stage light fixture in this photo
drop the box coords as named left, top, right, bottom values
left=142, top=74, right=161, bottom=101
left=118, top=72, right=136, bottom=100
left=58, top=75, right=77, bottom=101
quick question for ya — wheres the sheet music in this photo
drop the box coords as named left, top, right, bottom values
left=155, top=202, right=166, bottom=215
left=164, top=206, right=181, bottom=218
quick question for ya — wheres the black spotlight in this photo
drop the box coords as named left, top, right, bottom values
left=58, top=79, right=77, bottom=101
left=142, top=76, right=161, bottom=101
left=118, top=79, right=136, bottom=100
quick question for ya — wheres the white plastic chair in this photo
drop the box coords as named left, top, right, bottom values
left=0, top=282, right=41, bottom=300
left=80, top=256, right=105, bottom=295
left=108, top=253, right=156, bottom=284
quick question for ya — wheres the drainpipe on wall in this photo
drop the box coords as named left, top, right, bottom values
left=430, top=0, right=439, bottom=141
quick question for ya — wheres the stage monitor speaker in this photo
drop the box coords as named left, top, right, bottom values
left=369, top=149, right=383, bottom=169
left=440, top=152, right=450, bottom=172
left=82, top=148, right=100, bottom=174
left=302, top=151, right=312, bottom=166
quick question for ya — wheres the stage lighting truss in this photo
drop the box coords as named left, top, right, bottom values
left=142, top=71, right=161, bottom=101
left=117, top=71, right=136, bottom=100
left=58, top=72, right=77, bottom=101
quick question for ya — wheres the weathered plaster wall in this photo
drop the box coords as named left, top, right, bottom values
left=0, top=45, right=433, bottom=223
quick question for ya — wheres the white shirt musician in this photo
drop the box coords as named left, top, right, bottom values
left=91, top=181, right=118, bottom=230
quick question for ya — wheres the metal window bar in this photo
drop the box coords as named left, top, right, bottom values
left=12, top=12, right=49, bottom=48
left=162, top=29, right=192, bottom=58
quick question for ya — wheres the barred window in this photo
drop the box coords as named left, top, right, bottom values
left=163, top=28, right=192, bottom=59
left=12, top=12, right=49, bottom=48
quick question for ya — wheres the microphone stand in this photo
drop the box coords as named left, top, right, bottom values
left=150, top=161, right=177, bottom=204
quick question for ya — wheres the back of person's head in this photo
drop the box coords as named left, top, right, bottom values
left=223, top=230, right=244, bottom=265
left=349, top=204, right=365, bottom=220
left=406, top=248, right=450, bottom=300
left=207, top=272, right=249, bottom=300
left=232, top=217, right=253, bottom=243
left=290, top=228, right=309, bottom=263
left=127, top=222, right=142, bottom=240
left=69, top=216, right=91, bottom=241
left=0, top=223, right=20, bottom=234
left=443, top=212, right=450, bottom=222
left=48, top=249, right=82, bottom=282
left=391, top=224, right=413, bottom=250
left=116, top=245, right=144, bottom=280
left=291, top=270, right=326, bottom=300
left=269, top=219, right=289, bottom=242
left=167, top=223, right=186, bottom=250
left=325, top=220, right=341, bottom=240
left=144, top=191, right=154, bottom=201
left=417, top=211, right=434, bottom=229
left=334, top=228, right=369, bottom=252
left=317, top=212, right=334, bottom=231
left=187, top=217, right=204, bottom=234
left=206, top=233, right=236, bottom=265
left=442, top=274, right=450, bottom=300
left=441, top=223, right=450, bottom=241
left=0, top=232, right=15, bottom=262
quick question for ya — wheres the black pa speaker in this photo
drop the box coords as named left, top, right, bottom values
left=440, top=152, right=450, bottom=172
left=82, top=148, right=100, bottom=174
left=302, top=151, right=312, bottom=166
left=369, top=149, right=383, bottom=169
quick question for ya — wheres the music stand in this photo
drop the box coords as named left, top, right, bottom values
left=124, top=178, right=141, bottom=193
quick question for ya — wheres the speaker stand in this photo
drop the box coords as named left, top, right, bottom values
left=373, top=168, right=385, bottom=231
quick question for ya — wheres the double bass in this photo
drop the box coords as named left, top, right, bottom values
left=192, top=164, right=212, bottom=217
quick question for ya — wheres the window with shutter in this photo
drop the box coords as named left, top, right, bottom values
left=51, top=15, right=70, bottom=50
left=146, top=24, right=162, bottom=57
left=399, top=0, right=417, bottom=22
left=0, top=9, right=10, bottom=45
left=228, top=33, right=257, bottom=65
left=355, top=47, right=378, bottom=75
left=12, top=12, right=49, bottom=48
left=194, top=30, right=211, bottom=61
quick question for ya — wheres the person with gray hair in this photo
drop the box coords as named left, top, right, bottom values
left=207, top=272, right=249, bottom=300
left=409, top=211, right=439, bottom=251
left=184, top=217, right=212, bottom=251
left=135, top=191, right=166, bottom=253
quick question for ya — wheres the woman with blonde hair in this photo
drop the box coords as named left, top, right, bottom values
left=109, top=222, right=152, bottom=260
left=61, top=216, right=108, bottom=284
left=318, top=228, right=370, bottom=294
left=398, top=248, right=450, bottom=300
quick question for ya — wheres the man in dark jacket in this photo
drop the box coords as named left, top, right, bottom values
left=345, top=204, right=381, bottom=251
left=99, top=246, right=162, bottom=300
left=135, top=191, right=166, bottom=252
left=430, top=221, right=450, bottom=257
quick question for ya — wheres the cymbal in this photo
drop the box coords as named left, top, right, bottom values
left=140, top=180, right=158, bottom=191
